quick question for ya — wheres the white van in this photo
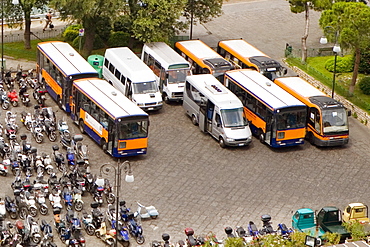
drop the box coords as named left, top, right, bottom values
left=103, top=47, right=163, bottom=111
left=183, top=74, right=252, bottom=147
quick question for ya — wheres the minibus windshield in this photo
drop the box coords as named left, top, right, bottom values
left=221, top=108, right=246, bottom=128
left=132, top=81, right=158, bottom=94
left=167, top=69, right=188, bottom=84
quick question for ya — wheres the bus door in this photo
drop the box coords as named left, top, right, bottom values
left=107, top=120, right=115, bottom=155
left=69, top=86, right=77, bottom=121
left=62, top=76, right=71, bottom=111
left=198, top=98, right=207, bottom=132
left=125, top=79, right=132, bottom=99
left=265, top=114, right=273, bottom=145
left=212, top=111, right=223, bottom=140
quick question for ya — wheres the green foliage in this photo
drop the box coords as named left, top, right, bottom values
left=359, top=47, right=370, bottom=74
left=286, top=0, right=332, bottom=13
left=183, top=0, right=223, bottom=24
left=72, top=34, right=105, bottom=51
left=359, top=77, right=370, bottom=95
left=63, top=30, right=79, bottom=42
left=324, top=56, right=353, bottom=73
left=322, top=232, right=340, bottom=245
left=288, top=231, right=307, bottom=246
left=343, top=220, right=367, bottom=241
left=223, top=237, right=244, bottom=247
left=130, top=0, right=187, bottom=43
left=107, top=32, right=130, bottom=48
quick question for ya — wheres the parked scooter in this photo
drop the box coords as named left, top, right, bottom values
left=183, top=228, right=204, bottom=246
left=41, top=219, right=54, bottom=242
left=33, top=86, right=48, bottom=107
left=0, top=198, right=6, bottom=219
left=235, top=226, right=253, bottom=244
left=30, top=120, right=44, bottom=144
left=134, top=201, right=159, bottom=219
left=248, top=221, right=260, bottom=238
left=43, top=118, right=57, bottom=142
left=0, top=88, right=10, bottom=110
left=95, top=220, right=116, bottom=246
left=49, top=190, right=63, bottom=210
left=259, top=215, right=275, bottom=235
left=7, top=89, right=19, bottom=107
left=25, top=215, right=42, bottom=244
left=106, top=204, right=130, bottom=247
left=72, top=187, right=84, bottom=212
left=20, top=111, right=33, bottom=131
left=19, top=83, right=30, bottom=107
left=82, top=210, right=95, bottom=236
left=52, top=145, right=65, bottom=172
left=0, top=162, right=8, bottom=176
left=58, top=118, right=71, bottom=139
left=127, top=212, right=145, bottom=244
left=276, top=223, right=294, bottom=238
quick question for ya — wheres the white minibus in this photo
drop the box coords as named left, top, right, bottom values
left=141, top=42, right=191, bottom=103
left=183, top=74, right=252, bottom=148
left=103, top=47, right=163, bottom=111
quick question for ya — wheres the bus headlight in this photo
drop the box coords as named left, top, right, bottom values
left=227, top=138, right=235, bottom=142
left=137, top=103, right=144, bottom=106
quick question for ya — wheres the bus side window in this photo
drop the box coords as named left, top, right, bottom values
left=121, top=75, right=126, bottom=86
left=104, top=58, right=109, bottom=68
left=215, top=113, right=221, bottom=127
left=315, top=110, right=321, bottom=133
left=109, top=63, right=115, bottom=74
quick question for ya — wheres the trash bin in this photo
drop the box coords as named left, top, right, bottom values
left=87, top=55, right=104, bottom=78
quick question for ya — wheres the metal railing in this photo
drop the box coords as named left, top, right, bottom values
left=3, top=28, right=63, bottom=43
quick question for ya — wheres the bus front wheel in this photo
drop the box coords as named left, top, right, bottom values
left=101, top=140, right=108, bottom=153
left=258, top=130, right=265, bottom=144
left=162, top=93, right=170, bottom=104
left=219, top=137, right=226, bottom=148
left=191, top=115, right=198, bottom=126
left=57, top=96, right=63, bottom=110
left=79, top=120, right=85, bottom=133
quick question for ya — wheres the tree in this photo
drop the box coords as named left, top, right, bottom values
left=286, top=0, right=331, bottom=63
left=4, top=0, right=49, bottom=49
left=51, top=0, right=123, bottom=57
left=128, top=0, right=188, bottom=43
left=319, top=2, right=370, bottom=95
left=183, top=0, right=223, bottom=38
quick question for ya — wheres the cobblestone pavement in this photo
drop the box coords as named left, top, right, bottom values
left=1, top=0, right=370, bottom=246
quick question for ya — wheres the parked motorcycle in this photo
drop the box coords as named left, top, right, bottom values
left=34, top=185, right=49, bottom=215
left=33, top=86, right=48, bottom=107
left=43, top=118, right=57, bottom=142
left=127, top=212, right=145, bottom=244
left=134, top=201, right=159, bottom=219
left=58, top=118, right=71, bottom=140
left=0, top=162, right=8, bottom=176
left=7, top=89, right=19, bottom=107
left=20, top=111, right=33, bottom=131
left=184, top=227, right=204, bottom=246
left=259, top=215, right=275, bottom=235
left=4, top=68, right=14, bottom=90
left=52, top=145, right=65, bottom=172
left=49, top=190, right=63, bottom=211
left=5, top=195, right=18, bottom=219
left=66, top=147, right=76, bottom=171
left=248, top=221, right=260, bottom=238
left=62, top=188, right=73, bottom=210
left=31, top=120, right=44, bottom=144
left=72, top=187, right=84, bottom=212
left=106, top=203, right=130, bottom=247
left=81, top=210, right=95, bottom=236
left=95, top=220, right=115, bottom=246
left=0, top=89, right=10, bottom=110
left=21, top=190, right=38, bottom=217
left=19, top=83, right=30, bottom=107
left=43, top=153, right=54, bottom=175
left=25, top=215, right=42, bottom=244
left=235, top=226, right=253, bottom=243
left=41, top=219, right=54, bottom=242
left=0, top=198, right=6, bottom=219
left=276, top=223, right=294, bottom=238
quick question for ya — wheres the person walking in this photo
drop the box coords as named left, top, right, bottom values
left=43, top=12, right=53, bottom=32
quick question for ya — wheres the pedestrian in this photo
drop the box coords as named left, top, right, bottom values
left=43, top=11, right=53, bottom=32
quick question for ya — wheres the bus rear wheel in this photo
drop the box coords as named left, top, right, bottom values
left=79, top=120, right=85, bottom=133
left=101, top=140, right=108, bottom=153
left=258, top=130, right=265, bottom=144
left=57, top=96, right=63, bottom=109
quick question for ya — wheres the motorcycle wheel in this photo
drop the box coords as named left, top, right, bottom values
left=30, top=207, right=38, bottom=217
left=47, top=167, right=54, bottom=175
left=106, top=193, right=115, bottom=204
left=11, top=101, right=18, bottom=107
left=32, top=234, right=41, bottom=244
left=66, top=204, right=72, bottom=211
left=136, top=235, right=145, bottom=245
left=40, top=205, right=48, bottom=215
left=106, top=238, right=115, bottom=247
left=35, top=134, right=44, bottom=144
left=10, top=211, right=17, bottom=219
left=19, top=207, right=28, bottom=220
left=58, top=163, right=66, bottom=173
left=2, top=101, right=9, bottom=110
left=49, top=131, right=57, bottom=142
left=122, top=241, right=130, bottom=247
left=95, top=231, right=101, bottom=238
left=85, top=225, right=95, bottom=236
left=150, top=215, right=158, bottom=219
left=74, top=201, right=83, bottom=212
left=26, top=122, right=32, bottom=131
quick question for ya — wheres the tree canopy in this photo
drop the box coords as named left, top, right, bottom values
left=319, top=2, right=370, bottom=95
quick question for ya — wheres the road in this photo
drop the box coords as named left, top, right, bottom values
left=1, top=0, right=370, bottom=246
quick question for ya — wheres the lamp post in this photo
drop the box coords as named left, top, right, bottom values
left=320, top=27, right=341, bottom=99
left=100, top=160, right=134, bottom=247
left=1, top=0, right=4, bottom=80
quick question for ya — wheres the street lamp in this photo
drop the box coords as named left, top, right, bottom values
left=320, top=27, right=341, bottom=99
left=100, top=160, right=134, bottom=247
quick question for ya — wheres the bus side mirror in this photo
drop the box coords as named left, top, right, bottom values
left=282, top=67, right=288, bottom=75
left=347, top=110, right=351, bottom=117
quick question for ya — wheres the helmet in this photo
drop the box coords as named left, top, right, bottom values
left=51, top=173, right=56, bottom=178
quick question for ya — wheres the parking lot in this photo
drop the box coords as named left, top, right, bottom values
left=1, top=0, right=370, bottom=246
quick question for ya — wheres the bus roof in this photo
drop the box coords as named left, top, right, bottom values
left=218, top=39, right=282, bottom=71
left=274, top=77, right=344, bottom=109
left=176, top=40, right=233, bottom=70
left=219, top=39, right=268, bottom=58
left=143, top=42, right=190, bottom=70
left=226, top=69, right=305, bottom=110
left=104, top=47, right=156, bottom=83
left=73, top=78, right=148, bottom=120
left=37, top=41, right=99, bottom=78
left=186, top=74, right=243, bottom=108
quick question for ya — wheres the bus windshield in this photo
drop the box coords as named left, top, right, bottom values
left=322, top=108, right=348, bottom=134
left=132, top=81, right=158, bottom=94
left=221, top=108, right=247, bottom=128
left=276, top=109, right=306, bottom=130
left=168, top=69, right=189, bottom=84
left=117, top=119, right=148, bottom=139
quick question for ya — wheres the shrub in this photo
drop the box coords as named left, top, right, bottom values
left=72, top=34, right=105, bottom=51
left=325, top=56, right=354, bottom=73
left=107, top=31, right=130, bottom=48
left=359, top=76, right=370, bottom=95
left=62, top=24, right=82, bottom=42
left=359, top=47, right=370, bottom=74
